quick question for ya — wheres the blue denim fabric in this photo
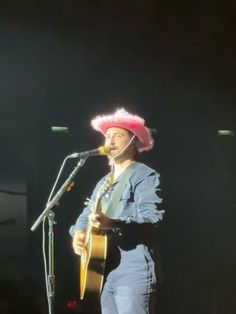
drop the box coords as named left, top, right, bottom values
left=69, top=162, right=164, bottom=313
left=69, top=162, right=164, bottom=234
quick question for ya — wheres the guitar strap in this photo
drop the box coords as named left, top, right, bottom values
left=102, top=162, right=138, bottom=218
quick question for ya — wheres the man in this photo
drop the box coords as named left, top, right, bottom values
left=70, top=108, right=164, bottom=314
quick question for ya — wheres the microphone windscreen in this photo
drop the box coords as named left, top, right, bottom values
left=97, top=146, right=110, bottom=155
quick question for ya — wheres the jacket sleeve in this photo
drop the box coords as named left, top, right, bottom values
left=118, top=170, right=165, bottom=225
left=134, top=171, right=164, bottom=223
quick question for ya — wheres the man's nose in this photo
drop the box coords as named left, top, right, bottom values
left=107, top=135, right=115, bottom=145
left=110, top=137, right=116, bottom=145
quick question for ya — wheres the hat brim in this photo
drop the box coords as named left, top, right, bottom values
left=91, top=110, right=154, bottom=152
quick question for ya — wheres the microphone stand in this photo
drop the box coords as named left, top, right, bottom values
left=47, top=210, right=55, bottom=314
left=30, top=157, right=87, bottom=314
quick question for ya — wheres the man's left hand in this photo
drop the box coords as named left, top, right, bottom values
left=89, top=212, right=115, bottom=229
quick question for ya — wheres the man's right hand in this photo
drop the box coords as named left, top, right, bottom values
left=72, top=230, right=86, bottom=255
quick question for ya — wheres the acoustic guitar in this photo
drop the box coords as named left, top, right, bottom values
left=79, top=178, right=111, bottom=300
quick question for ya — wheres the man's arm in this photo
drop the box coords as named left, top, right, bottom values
left=89, top=171, right=164, bottom=230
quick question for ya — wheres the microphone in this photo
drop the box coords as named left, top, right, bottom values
left=68, top=146, right=110, bottom=159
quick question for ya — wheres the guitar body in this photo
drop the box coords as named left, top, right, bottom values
left=80, top=230, right=107, bottom=300
left=79, top=177, right=111, bottom=300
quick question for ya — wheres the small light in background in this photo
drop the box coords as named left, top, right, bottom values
left=66, top=299, right=78, bottom=309
left=217, top=130, right=234, bottom=136
left=51, top=126, right=69, bottom=133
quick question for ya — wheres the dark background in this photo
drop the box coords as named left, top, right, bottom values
left=0, top=1, right=235, bottom=313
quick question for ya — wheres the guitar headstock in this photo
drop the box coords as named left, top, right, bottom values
left=85, top=176, right=111, bottom=212
left=97, top=177, right=111, bottom=199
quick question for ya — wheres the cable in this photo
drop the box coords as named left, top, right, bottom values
left=42, top=154, right=72, bottom=314
left=47, top=155, right=72, bottom=204
left=108, top=134, right=136, bottom=169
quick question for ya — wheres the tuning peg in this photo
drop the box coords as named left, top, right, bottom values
left=84, top=198, right=93, bottom=207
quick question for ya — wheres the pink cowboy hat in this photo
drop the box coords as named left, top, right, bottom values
left=91, top=108, right=154, bottom=152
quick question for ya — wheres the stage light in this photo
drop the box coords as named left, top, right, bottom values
left=217, top=130, right=234, bottom=136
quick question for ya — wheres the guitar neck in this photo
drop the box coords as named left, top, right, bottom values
left=84, top=194, right=102, bottom=246
left=84, top=177, right=110, bottom=246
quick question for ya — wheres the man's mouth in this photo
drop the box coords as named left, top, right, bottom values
left=109, top=147, right=117, bottom=153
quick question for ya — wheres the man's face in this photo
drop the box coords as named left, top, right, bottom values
left=104, top=127, right=134, bottom=159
